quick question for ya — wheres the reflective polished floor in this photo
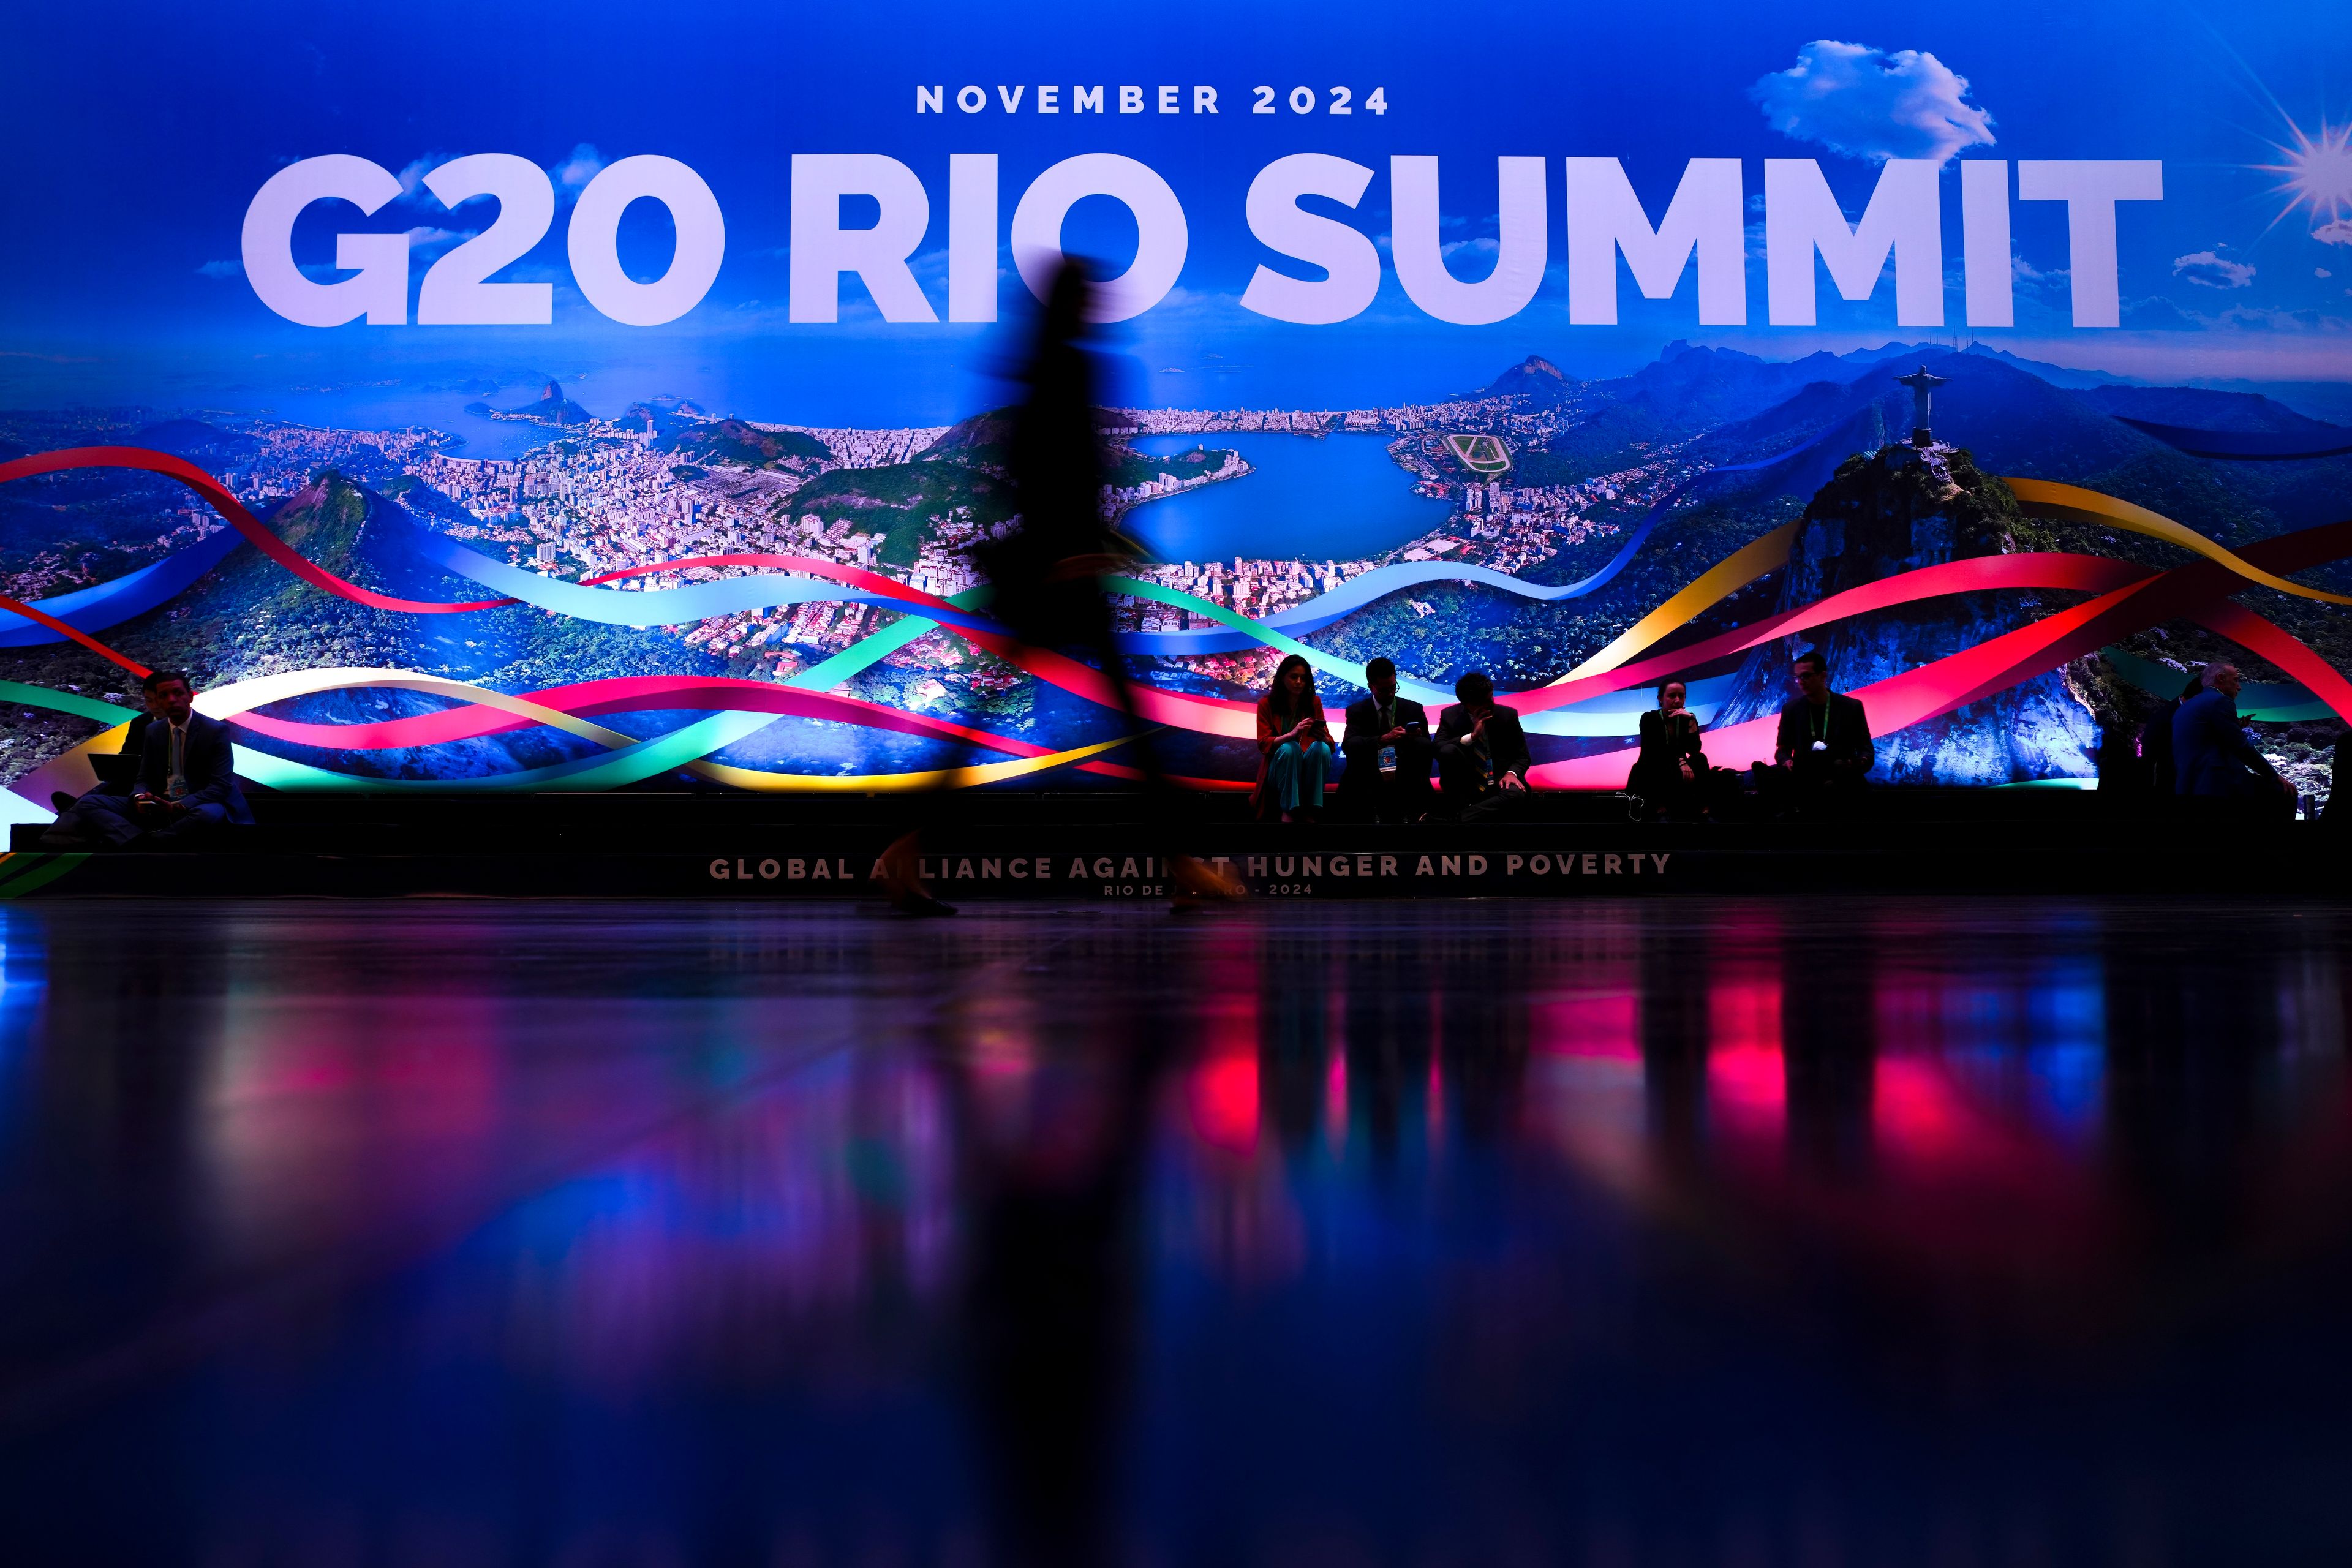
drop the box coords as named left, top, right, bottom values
left=1, top=899, right=2350, bottom=1566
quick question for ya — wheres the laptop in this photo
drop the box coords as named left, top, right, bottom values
left=89, top=750, right=143, bottom=786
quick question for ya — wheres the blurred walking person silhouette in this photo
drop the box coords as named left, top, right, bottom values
left=876, top=257, right=1240, bottom=912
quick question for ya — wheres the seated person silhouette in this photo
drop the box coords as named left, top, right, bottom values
left=1338, top=656, right=1434, bottom=823
left=2174, top=662, right=2296, bottom=817
left=43, top=669, right=252, bottom=849
left=1763, top=650, right=1874, bottom=812
left=1253, top=654, right=1333, bottom=823
left=1434, top=671, right=1531, bottom=821
left=1628, top=679, right=1708, bottom=820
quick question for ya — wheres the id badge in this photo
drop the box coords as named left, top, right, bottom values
left=1377, top=745, right=1398, bottom=774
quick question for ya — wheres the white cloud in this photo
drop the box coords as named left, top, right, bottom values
left=2209, top=304, right=2332, bottom=331
left=2173, top=250, right=2255, bottom=288
left=1749, top=40, right=1995, bottom=165
left=195, top=258, right=243, bottom=279
left=549, top=143, right=605, bottom=197
left=2322, top=268, right=2335, bottom=279
left=2316, top=219, right=2352, bottom=247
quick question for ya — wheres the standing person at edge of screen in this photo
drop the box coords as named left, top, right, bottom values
left=1768, top=650, right=1874, bottom=812
left=873, top=256, right=1243, bottom=914
left=1253, top=654, right=1333, bottom=824
left=1338, top=655, right=1434, bottom=823
left=1629, top=679, right=1708, bottom=821
left=1434, top=671, right=1532, bottom=821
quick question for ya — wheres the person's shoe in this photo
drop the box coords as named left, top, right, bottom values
left=876, top=828, right=954, bottom=914
left=1169, top=854, right=1246, bottom=911
left=49, top=792, right=75, bottom=815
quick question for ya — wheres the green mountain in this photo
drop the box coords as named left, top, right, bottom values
left=663, top=419, right=831, bottom=472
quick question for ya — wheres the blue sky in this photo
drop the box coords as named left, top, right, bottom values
left=2, top=0, right=2348, bottom=423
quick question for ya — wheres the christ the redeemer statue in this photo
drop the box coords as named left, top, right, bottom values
left=1896, top=364, right=1949, bottom=445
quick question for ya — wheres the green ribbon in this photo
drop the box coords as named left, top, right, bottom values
left=0, top=681, right=138, bottom=725
left=2100, top=645, right=2328, bottom=722
left=0, top=852, right=91, bottom=898
left=792, top=574, right=1390, bottom=696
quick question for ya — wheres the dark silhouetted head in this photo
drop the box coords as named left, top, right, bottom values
left=1793, top=651, right=1830, bottom=703
left=141, top=668, right=194, bottom=723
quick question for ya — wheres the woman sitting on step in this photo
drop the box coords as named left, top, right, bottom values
left=1629, top=679, right=1709, bottom=821
left=1253, top=654, right=1333, bottom=824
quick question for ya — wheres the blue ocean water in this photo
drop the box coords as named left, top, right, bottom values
left=254, top=385, right=565, bottom=459
left=1121, top=433, right=1451, bottom=565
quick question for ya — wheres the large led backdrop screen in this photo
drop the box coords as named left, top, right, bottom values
left=2, top=1, right=2350, bottom=812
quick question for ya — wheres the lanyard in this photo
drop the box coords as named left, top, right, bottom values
left=1810, top=702, right=1829, bottom=744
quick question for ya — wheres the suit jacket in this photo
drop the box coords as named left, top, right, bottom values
left=1339, top=695, right=1433, bottom=798
left=1776, top=692, right=1875, bottom=778
left=1435, top=703, right=1532, bottom=790
left=2173, top=687, right=2277, bottom=797
left=138, top=711, right=254, bottom=823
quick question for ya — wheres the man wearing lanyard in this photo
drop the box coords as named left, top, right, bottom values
left=1338, top=657, right=1434, bottom=822
left=40, top=669, right=252, bottom=848
left=1771, top=650, right=1875, bottom=810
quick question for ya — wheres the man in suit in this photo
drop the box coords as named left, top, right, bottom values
left=43, top=669, right=252, bottom=848
left=1435, top=670, right=1532, bottom=821
left=2174, top=663, right=2296, bottom=814
left=1769, top=650, right=1874, bottom=811
left=1338, top=656, right=1435, bottom=822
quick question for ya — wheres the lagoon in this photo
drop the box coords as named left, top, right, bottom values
left=1121, top=432, right=1450, bottom=565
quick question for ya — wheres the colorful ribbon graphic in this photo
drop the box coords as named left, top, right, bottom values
left=4, top=444, right=2349, bottom=807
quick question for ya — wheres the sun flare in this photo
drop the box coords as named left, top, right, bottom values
left=2253, top=116, right=2352, bottom=230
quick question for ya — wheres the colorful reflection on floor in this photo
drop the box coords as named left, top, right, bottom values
left=0, top=899, right=2348, bottom=1564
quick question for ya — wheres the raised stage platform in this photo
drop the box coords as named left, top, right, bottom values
left=0, top=790, right=2334, bottom=900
